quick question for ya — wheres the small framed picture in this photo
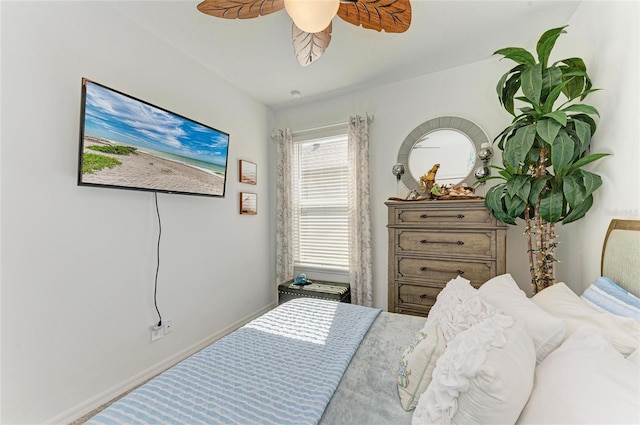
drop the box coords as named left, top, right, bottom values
left=240, top=192, right=257, bottom=215
left=239, top=160, right=257, bottom=185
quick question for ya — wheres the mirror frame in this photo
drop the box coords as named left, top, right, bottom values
left=397, top=116, right=489, bottom=192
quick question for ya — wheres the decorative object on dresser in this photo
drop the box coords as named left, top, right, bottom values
left=278, top=279, right=351, bottom=304
left=386, top=199, right=507, bottom=316
left=479, top=26, right=608, bottom=294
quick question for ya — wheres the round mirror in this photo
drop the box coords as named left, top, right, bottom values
left=397, top=116, right=489, bottom=193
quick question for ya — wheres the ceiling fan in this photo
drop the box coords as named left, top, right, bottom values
left=197, top=0, right=412, bottom=67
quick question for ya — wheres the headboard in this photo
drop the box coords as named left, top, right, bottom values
left=601, top=219, right=640, bottom=297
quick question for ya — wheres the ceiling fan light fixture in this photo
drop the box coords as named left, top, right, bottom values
left=284, top=0, right=340, bottom=33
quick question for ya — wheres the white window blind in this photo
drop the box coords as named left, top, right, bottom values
left=292, top=134, right=349, bottom=270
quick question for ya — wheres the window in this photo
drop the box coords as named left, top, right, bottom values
left=292, top=134, right=349, bottom=272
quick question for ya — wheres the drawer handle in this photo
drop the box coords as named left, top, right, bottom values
left=419, top=294, right=427, bottom=299
left=419, top=266, right=466, bottom=275
left=419, top=214, right=465, bottom=219
left=420, top=239, right=465, bottom=245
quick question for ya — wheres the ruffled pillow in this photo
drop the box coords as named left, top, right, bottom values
left=412, top=315, right=536, bottom=425
left=397, top=276, right=499, bottom=411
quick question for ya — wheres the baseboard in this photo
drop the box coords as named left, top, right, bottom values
left=48, top=301, right=277, bottom=425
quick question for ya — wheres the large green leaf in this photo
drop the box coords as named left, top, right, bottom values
left=536, top=118, right=562, bottom=145
left=506, top=193, right=527, bottom=217
left=541, top=78, right=573, bottom=113
left=557, top=57, right=587, bottom=72
left=551, top=130, right=575, bottom=173
left=514, top=97, right=542, bottom=114
left=539, top=188, right=564, bottom=222
left=496, top=71, right=509, bottom=105
left=521, top=63, right=542, bottom=105
left=569, top=153, right=610, bottom=171
left=562, top=194, right=593, bottom=224
left=503, top=124, right=536, bottom=168
left=559, top=67, right=584, bottom=100
left=536, top=26, right=567, bottom=68
left=486, top=185, right=505, bottom=212
left=485, top=185, right=517, bottom=225
left=571, top=113, right=597, bottom=136
left=581, top=170, right=603, bottom=196
left=558, top=58, right=588, bottom=99
left=543, top=111, right=568, bottom=127
left=583, top=80, right=594, bottom=101
left=562, top=174, right=587, bottom=208
left=496, top=65, right=525, bottom=115
left=541, top=66, right=563, bottom=102
left=494, top=47, right=536, bottom=66
left=529, top=175, right=552, bottom=204
left=572, top=119, right=592, bottom=154
left=506, top=175, right=532, bottom=201
left=562, top=103, right=600, bottom=117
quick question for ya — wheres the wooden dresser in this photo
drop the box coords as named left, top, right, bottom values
left=386, top=199, right=507, bottom=316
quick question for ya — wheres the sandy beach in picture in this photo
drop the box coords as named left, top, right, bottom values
left=81, top=136, right=225, bottom=196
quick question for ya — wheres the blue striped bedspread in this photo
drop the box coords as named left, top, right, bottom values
left=87, top=298, right=381, bottom=425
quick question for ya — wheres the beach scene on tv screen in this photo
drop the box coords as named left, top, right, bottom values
left=80, top=81, right=229, bottom=196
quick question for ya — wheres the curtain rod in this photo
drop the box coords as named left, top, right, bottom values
left=271, top=114, right=374, bottom=139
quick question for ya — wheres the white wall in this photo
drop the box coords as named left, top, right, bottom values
left=273, top=0, right=640, bottom=304
left=1, top=2, right=273, bottom=424
left=554, top=1, right=640, bottom=293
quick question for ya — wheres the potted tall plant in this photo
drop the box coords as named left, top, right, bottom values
left=481, top=26, right=608, bottom=294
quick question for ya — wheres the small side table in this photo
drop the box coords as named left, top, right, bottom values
left=278, top=279, right=351, bottom=304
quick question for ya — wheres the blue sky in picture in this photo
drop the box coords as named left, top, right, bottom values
left=83, top=81, right=229, bottom=167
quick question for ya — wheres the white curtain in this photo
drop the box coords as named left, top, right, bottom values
left=348, top=115, right=373, bottom=306
left=275, top=128, right=294, bottom=285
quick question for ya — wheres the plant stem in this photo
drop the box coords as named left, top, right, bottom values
left=524, top=206, right=536, bottom=294
left=548, top=222, right=556, bottom=287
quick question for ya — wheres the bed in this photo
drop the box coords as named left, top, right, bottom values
left=87, top=219, right=640, bottom=425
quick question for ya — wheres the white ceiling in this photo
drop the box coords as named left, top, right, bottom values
left=109, top=0, right=581, bottom=109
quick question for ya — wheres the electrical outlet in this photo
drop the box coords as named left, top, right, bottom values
left=150, top=324, right=163, bottom=342
left=163, top=319, right=174, bottom=335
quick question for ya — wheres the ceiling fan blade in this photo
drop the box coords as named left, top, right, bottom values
left=292, top=23, right=332, bottom=67
left=337, top=0, right=411, bottom=33
left=197, top=0, right=284, bottom=19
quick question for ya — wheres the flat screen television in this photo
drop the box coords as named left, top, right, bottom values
left=78, top=78, right=230, bottom=197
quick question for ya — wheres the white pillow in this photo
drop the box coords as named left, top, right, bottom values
left=397, top=276, right=499, bottom=411
left=517, top=328, right=640, bottom=425
left=478, top=273, right=565, bottom=362
left=412, top=315, right=536, bottom=425
left=532, top=282, right=640, bottom=356
left=628, top=347, right=640, bottom=368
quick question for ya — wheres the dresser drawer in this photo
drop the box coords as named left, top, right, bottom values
left=393, top=206, right=492, bottom=226
left=397, top=283, right=440, bottom=309
left=396, top=229, right=495, bottom=258
left=396, top=257, right=495, bottom=286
